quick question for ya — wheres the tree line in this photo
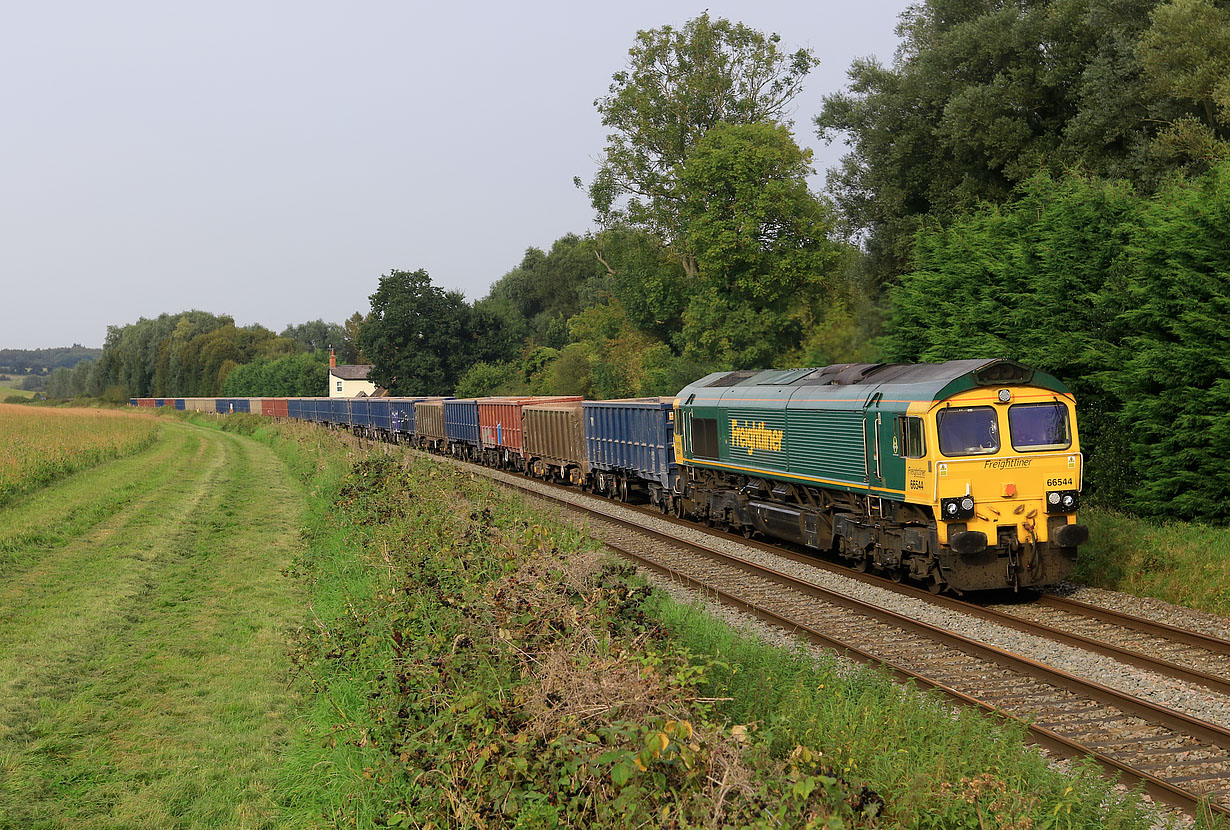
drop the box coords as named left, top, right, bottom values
left=87, top=2, right=1229, bottom=521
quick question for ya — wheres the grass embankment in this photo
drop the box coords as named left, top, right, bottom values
left=275, top=430, right=1201, bottom=829
left=1075, top=507, right=1230, bottom=616
left=0, top=403, right=160, bottom=506
left=0, top=415, right=307, bottom=828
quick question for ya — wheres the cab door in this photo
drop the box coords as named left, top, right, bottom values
left=862, top=391, right=885, bottom=494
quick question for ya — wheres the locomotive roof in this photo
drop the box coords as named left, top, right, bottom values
left=677, top=359, right=1070, bottom=405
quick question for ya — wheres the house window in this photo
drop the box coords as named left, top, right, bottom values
left=336, top=381, right=343, bottom=392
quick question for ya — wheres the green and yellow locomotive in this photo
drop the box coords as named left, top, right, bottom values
left=673, top=359, right=1088, bottom=592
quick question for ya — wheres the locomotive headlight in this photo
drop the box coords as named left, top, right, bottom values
left=941, top=496, right=976, bottom=521
left=1046, top=490, right=1079, bottom=514
left=997, top=389, right=1012, bottom=403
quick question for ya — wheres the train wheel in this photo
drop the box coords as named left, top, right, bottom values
left=854, top=556, right=869, bottom=573
left=618, top=476, right=629, bottom=503
left=741, top=524, right=754, bottom=539
left=889, top=568, right=904, bottom=583
left=927, top=570, right=945, bottom=594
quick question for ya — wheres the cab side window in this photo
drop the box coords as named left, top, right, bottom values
left=895, top=416, right=926, bottom=458
left=692, top=417, right=719, bottom=458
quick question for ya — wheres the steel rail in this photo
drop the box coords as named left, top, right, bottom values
left=515, top=473, right=1230, bottom=697
left=1036, top=594, right=1230, bottom=657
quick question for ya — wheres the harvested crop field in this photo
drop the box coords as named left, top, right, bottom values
left=0, top=403, right=160, bottom=505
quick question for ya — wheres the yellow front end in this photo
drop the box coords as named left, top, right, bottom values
left=907, top=386, right=1087, bottom=590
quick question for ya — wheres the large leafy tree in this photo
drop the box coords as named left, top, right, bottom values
left=816, top=0, right=1230, bottom=280
left=361, top=269, right=491, bottom=395
left=588, top=13, right=818, bottom=277
left=96, top=311, right=294, bottom=396
left=221, top=352, right=329, bottom=397
left=676, top=122, right=838, bottom=368
left=1138, top=0, right=1230, bottom=160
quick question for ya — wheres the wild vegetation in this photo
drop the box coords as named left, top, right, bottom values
left=268, top=426, right=1190, bottom=829
left=0, top=404, right=160, bottom=505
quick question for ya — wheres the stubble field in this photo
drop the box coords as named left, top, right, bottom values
left=0, top=404, right=161, bottom=505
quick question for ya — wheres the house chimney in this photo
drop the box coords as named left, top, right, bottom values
left=329, top=348, right=336, bottom=369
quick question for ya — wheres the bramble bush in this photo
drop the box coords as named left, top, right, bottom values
left=281, top=453, right=882, bottom=828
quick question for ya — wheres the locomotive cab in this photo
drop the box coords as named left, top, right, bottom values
left=904, top=377, right=1088, bottom=591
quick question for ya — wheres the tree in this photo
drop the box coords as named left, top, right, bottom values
left=341, top=312, right=368, bottom=364
left=281, top=319, right=347, bottom=355
left=453, top=361, right=522, bottom=398
left=1138, top=0, right=1230, bottom=162
left=669, top=122, right=837, bottom=369
left=588, top=13, right=818, bottom=277
left=221, top=352, right=330, bottom=397
left=814, top=0, right=1216, bottom=280
left=1108, top=161, right=1230, bottom=520
left=360, top=269, right=475, bottom=395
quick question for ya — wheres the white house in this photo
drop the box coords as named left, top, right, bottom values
left=328, top=351, right=377, bottom=398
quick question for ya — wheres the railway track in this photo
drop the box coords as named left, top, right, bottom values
left=421, top=454, right=1230, bottom=819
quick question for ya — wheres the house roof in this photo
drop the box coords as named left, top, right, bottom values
left=329, top=364, right=374, bottom=381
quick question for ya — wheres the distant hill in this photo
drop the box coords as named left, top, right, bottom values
left=0, top=346, right=102, bottom=375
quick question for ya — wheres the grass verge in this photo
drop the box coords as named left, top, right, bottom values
left=1074, top=507, right=1230, bottom=616
left=262, top=425, right=1212, bottom=829
left=0, top=418, right=306, bottom=828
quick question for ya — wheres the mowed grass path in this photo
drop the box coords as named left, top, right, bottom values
left=0, top=419, right=305, bottom=828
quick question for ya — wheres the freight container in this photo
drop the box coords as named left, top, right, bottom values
left=295, top=398, right=317, bottom=421
left=584, top=397, right=677, bottom=507
left=415, top=399, right=447, bottom=449
left=313, top=398, right=333, bottom=423
left=523, top=402, right=587, bottom=483
left=174, top=399, right=185, bottom=410
left=477, top=396, right=583, bottom=467
left=389, top=398, right=416, bottom=435
left=265, top=398, right=289, bottom=418
left=248, top=398, right=264, bottom=416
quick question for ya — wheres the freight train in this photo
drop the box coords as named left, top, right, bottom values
left=131, top=358, right=1088, bottom=593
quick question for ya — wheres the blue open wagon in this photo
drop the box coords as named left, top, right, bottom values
left=584, top=397, right=678, bottom=510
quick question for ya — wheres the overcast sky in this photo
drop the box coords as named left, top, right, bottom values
left=1, top=0, right=911, bottom=350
